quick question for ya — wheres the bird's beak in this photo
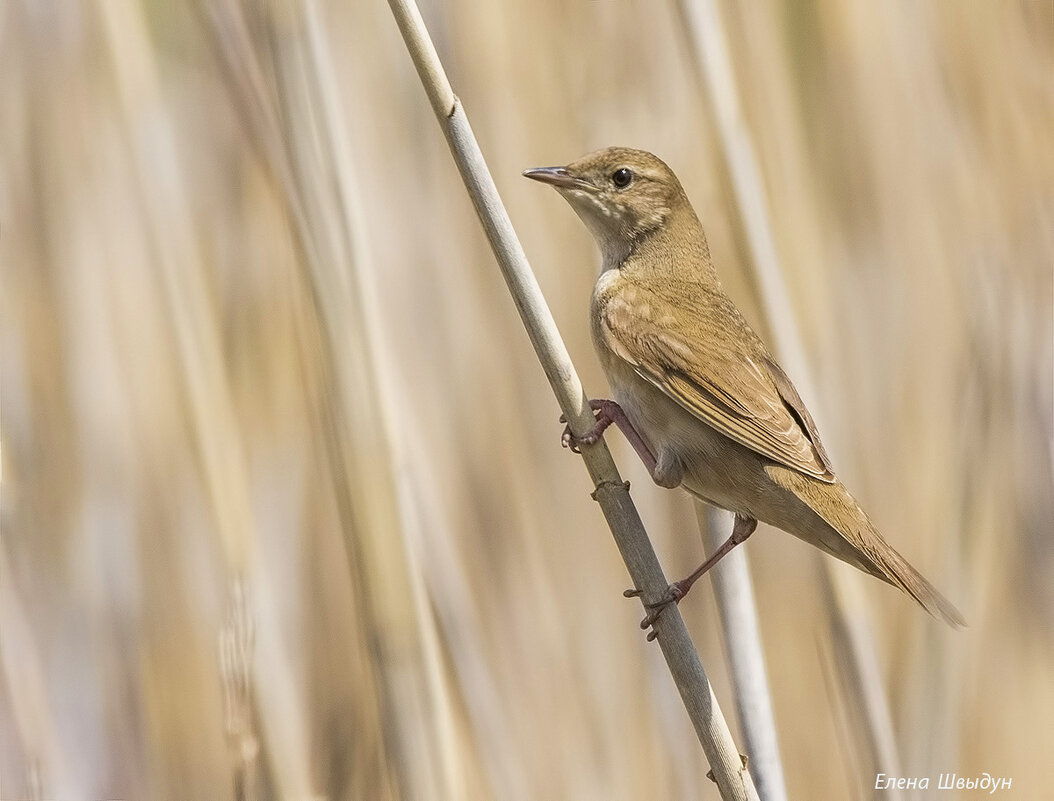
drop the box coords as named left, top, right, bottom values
left=522, top=166, right=595, bottom=191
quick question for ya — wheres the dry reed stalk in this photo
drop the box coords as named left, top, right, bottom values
left=675, top=0, right=904, bottom=791
left=99, top=0, right=252, bottom=575
left=201, top=1, right=465, bottom=797
left=816, top=635, right=867, bottom=801
left=386, top=0, right=758, bottom=798
left=398, top=436, right=537, bottom=801
left=219, top=577, right=259, bottom=801
left=696, top=504, right=787, bottom=801
left=299, top=2, right=466, bottom=795
left=195, top=4, right=400, bottom=795
left=0, top=542, right=63, bottom=798
left=97, top=3, right=274, bottom=797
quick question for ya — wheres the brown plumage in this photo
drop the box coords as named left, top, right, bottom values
left=525, top=147, right=964, bottom=627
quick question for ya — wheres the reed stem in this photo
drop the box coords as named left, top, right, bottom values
left=387, top=1, right=759, bottom=797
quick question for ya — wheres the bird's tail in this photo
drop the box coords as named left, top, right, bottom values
left=866, top=536, right=966, bottom=628
left=778, top=472, right=965, bottom=628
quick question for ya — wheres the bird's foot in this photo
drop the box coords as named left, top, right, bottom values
left=559, top=399, right=621, bottom=453
left=623, top=581, right=690, bottom=641
left=623, top=516, right=757, bottom=641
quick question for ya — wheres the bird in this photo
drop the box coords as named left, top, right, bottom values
left=523, top=147, right=964, bottom=631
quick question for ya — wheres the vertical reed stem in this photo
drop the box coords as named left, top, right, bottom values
left=386, top=1, right=758, bottom=798
left=697, top=504, right=788, bottom=801
left=676, top=0, right=904, bottom=794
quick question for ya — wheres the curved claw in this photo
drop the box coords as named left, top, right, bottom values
left=560, top=417, right=605, bottom=453
left=561, top=424, right=583, bottom=453
left=627, top=583, right=686, bottom=641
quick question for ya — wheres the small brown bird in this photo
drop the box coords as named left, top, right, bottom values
left=524, top=147, right=964, bottom=628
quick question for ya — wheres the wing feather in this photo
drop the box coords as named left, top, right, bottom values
left=600, top=286, right=835, bottom=481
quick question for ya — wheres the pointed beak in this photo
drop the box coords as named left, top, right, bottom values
left=522, top=166, right=594, bottom=191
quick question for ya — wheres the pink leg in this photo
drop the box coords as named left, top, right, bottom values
left=561, top=399, right=657, bottom=473
left=627, top=514, right=757, bottom=640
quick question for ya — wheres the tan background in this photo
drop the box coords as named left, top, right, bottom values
left=2, top=1, right=1052, bottom=798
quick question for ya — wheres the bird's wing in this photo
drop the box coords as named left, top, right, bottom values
left=599, top=286, right=836, bottom=481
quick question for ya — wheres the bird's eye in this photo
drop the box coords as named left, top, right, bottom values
left=612, top=167, right=633, bottom=188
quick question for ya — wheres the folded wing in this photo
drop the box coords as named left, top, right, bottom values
left=600, top=285, right=835, bottom=481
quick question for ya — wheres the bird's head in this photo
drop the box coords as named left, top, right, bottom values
left=523, top=147, right=687, bottom=260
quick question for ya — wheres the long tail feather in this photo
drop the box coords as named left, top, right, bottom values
left=775, top=470, right=966, bottom=627
left=869, top=539, right=966, bottom=628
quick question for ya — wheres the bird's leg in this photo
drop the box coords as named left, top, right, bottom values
left=627, top=514, right=757, bottom=640
left=560, top=399, right=657, bottom=472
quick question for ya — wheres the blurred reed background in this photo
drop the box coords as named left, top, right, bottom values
left=2, top=0, right=1052, bottom=798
